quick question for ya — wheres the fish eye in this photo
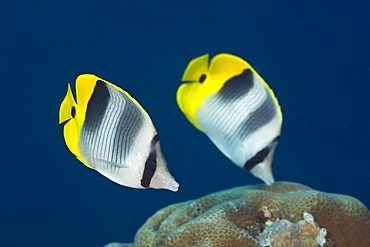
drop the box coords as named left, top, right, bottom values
left=199, top=74, right=207, bottom=83
left=71, top=106, right=76, bottom=118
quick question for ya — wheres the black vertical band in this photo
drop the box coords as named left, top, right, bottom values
left=243, top=136, right=280, bottom=171
left=243, top=147, right=270, bottom=171
left=141, top=134, right=160, bottom=188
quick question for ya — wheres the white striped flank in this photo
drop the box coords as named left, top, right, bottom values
left=196, top=72, right=279, bottom=167
left=79, top=83, right=154, bottom=189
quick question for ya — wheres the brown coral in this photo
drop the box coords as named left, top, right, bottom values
left=105, top=182, right=370, bottom=247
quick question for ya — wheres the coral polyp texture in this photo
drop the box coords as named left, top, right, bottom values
left=105, top=182, right=370, bottom=247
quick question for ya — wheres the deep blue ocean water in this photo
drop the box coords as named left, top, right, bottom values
left=1, top=1, right=369, bottom=246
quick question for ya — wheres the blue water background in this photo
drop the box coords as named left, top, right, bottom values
left=1, top=1, right=369, bottom=246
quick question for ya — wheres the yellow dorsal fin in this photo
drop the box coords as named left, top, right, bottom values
left=76, top=74, right=151, bottom=119
left=209, top=53, right=250, bottom=81
left=200, top=53, right=250, bottom=97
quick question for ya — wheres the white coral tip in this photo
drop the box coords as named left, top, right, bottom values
left=303, top=212, right=315, bottom=223
left=319, top=228, right=327, bottom=237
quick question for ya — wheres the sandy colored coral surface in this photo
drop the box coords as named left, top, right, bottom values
left=105, top=182, right=370, bottom=247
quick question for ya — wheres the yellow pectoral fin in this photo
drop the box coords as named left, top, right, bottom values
left=59, top=84, right=76, bottom=124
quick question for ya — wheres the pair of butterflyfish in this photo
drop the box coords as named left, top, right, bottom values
left=59, top=74, right=179, bottom=192
left=59, top=54, right=281, bottom=191
left=176, top=54, right=282, bottom=185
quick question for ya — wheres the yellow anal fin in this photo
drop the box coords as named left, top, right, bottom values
left=59, top=83, right=77, bottom=124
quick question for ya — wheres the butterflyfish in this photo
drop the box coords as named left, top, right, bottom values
left=59, top=74, right=179, bottom=192
left=176, top=54, right=282, bottom=185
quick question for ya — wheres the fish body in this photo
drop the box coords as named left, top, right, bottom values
left=59, top=74, right=179, bottom=192
left=176, top=54, right=282, bottom=185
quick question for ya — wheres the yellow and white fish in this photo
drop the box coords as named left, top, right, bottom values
left=176, top=54, right=282, bottom=185
left=59, top=74, right=179, bottom=192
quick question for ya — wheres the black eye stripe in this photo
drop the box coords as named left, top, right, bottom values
left=199, top=74, right=207, bottom=83
left=216, top=69, right=254, bottom=100
left=84, top=80, right=110, bottom=131
left=71, top=106, right=76, bottom=118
